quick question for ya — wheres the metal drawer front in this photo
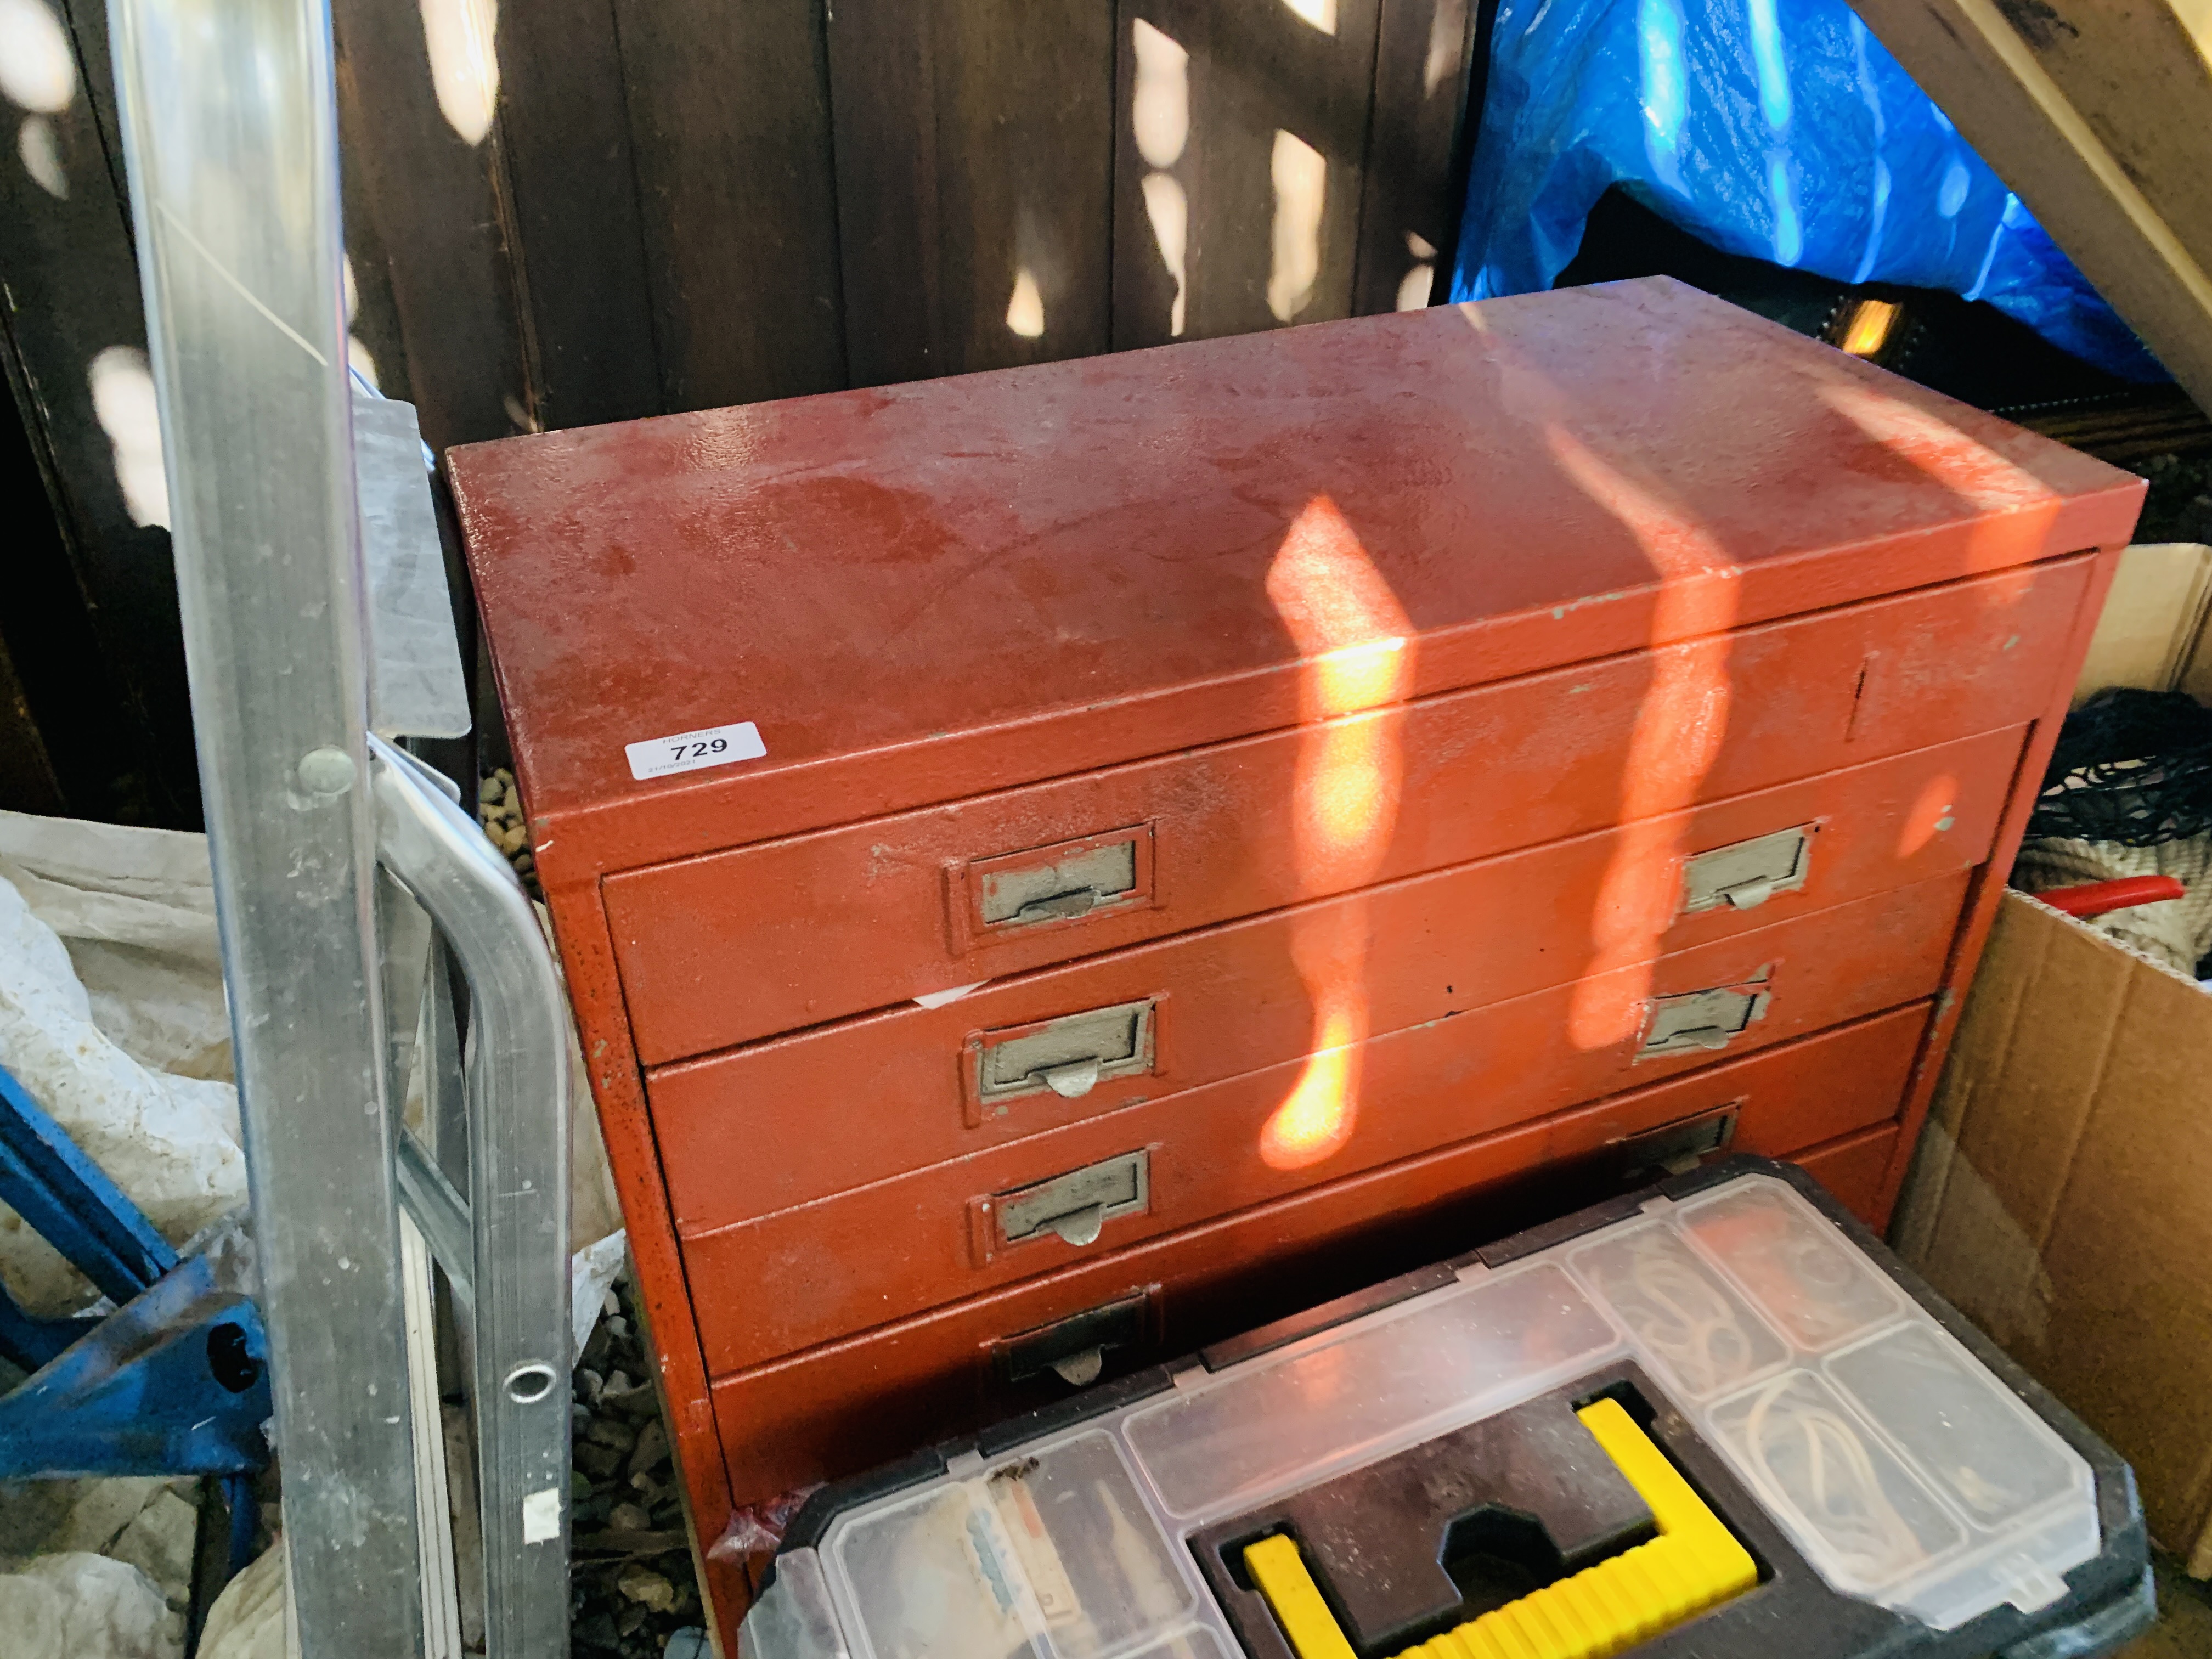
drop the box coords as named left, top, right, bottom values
left=701, top=1006, right=1931, bottom=1503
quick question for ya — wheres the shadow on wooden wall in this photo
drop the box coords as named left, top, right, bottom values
left=0, top=0, right=1484, bottom=822
left=345, top=0, right=1483, bottom=448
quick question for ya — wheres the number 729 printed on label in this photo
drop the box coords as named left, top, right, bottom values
left=625, top=720, right=768, bottom=781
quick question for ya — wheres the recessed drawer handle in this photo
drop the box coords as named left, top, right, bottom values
left=1046, top=1204, right=1105, bottom=1247
left=1611, top=1105, right=1740, bottom=1177
left=1013, top=887, right=1108, bottom=925
left=995, top=1150, right=1149, bottom=1249
left=1671, top=1027, right=1733, bottom=1052
left=1680, top=825, right=1814, bottom=916
left=1640, top=982, right=1770, bottom=1058
left=956, top=826, right=1158, bottom=953
left=978, top=835, right=1140, bottom=928
left=1049, top=1347, right=1104, bottom=1386
left=1038, top=1057, right=1102, bottom=1099
left=994, top=1289, right=1153, bottom=1387
left=975, top=999, right=1156, bottom=1105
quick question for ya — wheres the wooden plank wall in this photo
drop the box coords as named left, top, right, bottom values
left=343, top=0, right=1482, bottom=442
left=0, top=0, right=205, bottom=825
left=1849, top=0, right=2212, bottom=420
left=0, top=0, right=1483, bottom=823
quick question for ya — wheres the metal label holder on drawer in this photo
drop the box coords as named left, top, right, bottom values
left=741, top=1161, right=2152, bottom=1659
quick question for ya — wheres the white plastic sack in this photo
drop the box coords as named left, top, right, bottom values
left=0, top=815, right=243, bottom=1315
left=0, top=1552, right=182, bottom=1659
left=0, top=811, right=230, bottom=1081
left=196, top=1539, right=290, bottom=1659
left=536, top=902, right=625, bottom=1254
left=0, top=810, right=620, bottom=1314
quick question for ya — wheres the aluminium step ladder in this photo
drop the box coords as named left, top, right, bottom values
left=101, top=0, right=574, bottom=1650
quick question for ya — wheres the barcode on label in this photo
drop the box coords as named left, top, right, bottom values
left=625, top=720, right=766, bottom=781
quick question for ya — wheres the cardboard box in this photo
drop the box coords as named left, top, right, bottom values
left=1896, top=891, right=2212, bottom=1565
left=2069, top=542, right=2212, bottom=706
left=1895, top=541, right=2212, bottom=1566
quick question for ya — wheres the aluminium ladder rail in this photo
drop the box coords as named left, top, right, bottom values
left=102, top=0, right=574, bottom=1652
left=377, top=735, right=574, bottom=1658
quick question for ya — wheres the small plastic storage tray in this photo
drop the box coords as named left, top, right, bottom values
left=741, top=1161, right=2147, bottom=1659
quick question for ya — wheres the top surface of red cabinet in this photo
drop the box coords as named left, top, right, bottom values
left=449, top=278, right=2140, bottom=879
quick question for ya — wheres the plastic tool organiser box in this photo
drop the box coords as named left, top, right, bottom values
left=741, top=1162, right=2152, bottom=1659
left=447, top=277, right=2144, bottom=1634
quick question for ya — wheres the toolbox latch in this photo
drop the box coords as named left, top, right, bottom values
left=1679, top=824, right=1814, bottom=915
left=994, top=1151, right=1150, bottom=1249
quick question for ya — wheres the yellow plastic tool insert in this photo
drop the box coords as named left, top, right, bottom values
left=1243, top=1399, right=1757, bottom=1659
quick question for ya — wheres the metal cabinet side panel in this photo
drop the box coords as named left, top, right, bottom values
left=1875, top=541, right=2130, bottom=1222
left=537, top=879, right=754, bottom=1628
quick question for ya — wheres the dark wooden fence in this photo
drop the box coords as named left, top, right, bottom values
left=0, top=0, right=1483, bottom=824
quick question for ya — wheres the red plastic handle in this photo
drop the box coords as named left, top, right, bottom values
left=2039, top=875, right=2187, bottom=918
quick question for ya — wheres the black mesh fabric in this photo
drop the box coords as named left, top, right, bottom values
left=2028, top=688, right=2212, bottom=848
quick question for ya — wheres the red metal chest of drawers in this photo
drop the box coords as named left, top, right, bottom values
left=448, top=278, right=2142, bottom=1629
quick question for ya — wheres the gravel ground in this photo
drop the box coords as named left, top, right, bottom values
left=478, top=769, right=541, bottom=899
left=570, top=1276, right=708, bottom=1657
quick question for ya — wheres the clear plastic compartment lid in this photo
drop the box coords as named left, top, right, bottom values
left=1668, top=1176, right=2099, bottom=1629
left=829, top=1430, right=1209, bottom=1659
left=1122, top=1262, right=1618, bottom=1520
left=749, top=1173, right=2104, bottom=1656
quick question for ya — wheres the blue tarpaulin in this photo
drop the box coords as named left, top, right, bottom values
left=1448, top=0, right=2166, bottom=382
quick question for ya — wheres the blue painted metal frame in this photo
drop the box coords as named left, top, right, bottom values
left=0, top=1252, right=274, bottom=1475
left=0, top=1063, right=177, bottom=1300
left=0, top=1060, right=273, bottom=1477
left=0, top=1282, right=100, bottom=1372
